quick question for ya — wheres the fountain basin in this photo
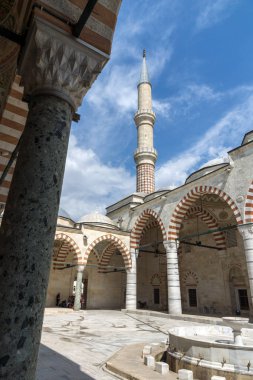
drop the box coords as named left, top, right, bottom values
left=222, top=317, right=249, bottom=330
left=222, top=317, right=249, bottom=346
left=167, top=325, right=253, bottom=379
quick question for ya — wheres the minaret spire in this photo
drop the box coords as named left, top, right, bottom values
left=134, top=50, right=157, bottom=194
left=139, top=49, right=150, bottom=85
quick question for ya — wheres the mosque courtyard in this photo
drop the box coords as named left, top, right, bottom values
left=37, top=309, right=203, bottom=380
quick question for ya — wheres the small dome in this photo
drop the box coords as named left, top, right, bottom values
left=58, top=207, right=72, bottom=220
left=78, top=212, right=118, bottom=229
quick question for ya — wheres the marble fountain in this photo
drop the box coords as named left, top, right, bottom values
left=167, top=317, right=253, bottom=379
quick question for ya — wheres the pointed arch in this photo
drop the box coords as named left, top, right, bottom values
left=89, top=249, right=99, bottom=263
left=168, top=186, right=243, bottom=241
left=244, top=180, right=253, bottom=223
left=98, top=243, right=121, bottom=273
left=130, top=208, right=167, bottom=249
left=84, top=234, right=131, bottom=269
left=186, top=206, right=226, bottom=249
left=53, top=233, right=82, bottom=269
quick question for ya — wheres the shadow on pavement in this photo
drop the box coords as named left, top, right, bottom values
left=36, top=344, right=95, bottom=380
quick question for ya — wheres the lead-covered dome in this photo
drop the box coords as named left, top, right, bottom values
left=78, top=212, right=118, bottom=229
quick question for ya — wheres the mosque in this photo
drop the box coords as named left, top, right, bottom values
left=1, top=2, right=253, bottom=377
left=46, top=51, right=253, bottom=319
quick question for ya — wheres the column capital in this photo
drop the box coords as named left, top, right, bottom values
left=19, top=17, right=108, bottom=110
left=77, top=265, right=85, bottom=273
left=238, top=224, right=253, bottom=240
left=163, top=240, right=177, bottom=250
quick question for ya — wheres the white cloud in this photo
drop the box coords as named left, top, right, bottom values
left=196, top=0, right=238, bottom=30
left=152, top=84, right=222, bottom=121
left=61, top=90, right=253, bottom=220
left=60, top=135, right=135, bottom=220
left=156, top=93, right=253, bottom=188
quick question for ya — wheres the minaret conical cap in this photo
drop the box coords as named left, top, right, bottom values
left=139, top=49, right=150, bottom=85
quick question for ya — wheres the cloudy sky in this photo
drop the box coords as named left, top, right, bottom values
left=60, top=0, right=253, bottom=220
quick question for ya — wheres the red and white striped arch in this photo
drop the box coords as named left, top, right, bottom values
left=130, top=209, right=167, bottom=249
left=168, top=186, right=243, bottom=241
left=53, top=233, right=82, bottom=270
left=186, top=206, right=226, bottom=249
left=244, top=180, right=253, bottom=223
left=84, top=234, right=131, bottom=269
left=98, top=243, right=121, bottom=273
left=89, top=249, right=99, bottom=263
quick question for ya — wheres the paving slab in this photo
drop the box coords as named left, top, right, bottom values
left=36, top=309, right=208, bottom=379
left=106, top=343, right=178, bottom=380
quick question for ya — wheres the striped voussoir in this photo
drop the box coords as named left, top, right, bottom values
left=0, top=75, right=27, bottom=204
left=98, top=243, right=119, bottom=273
left=130, top=209, right=167, bottom=249
left=90, top=249, right=99, bottom=263
left=168, top=186, right=243, bottom=241
left=244, top=180, right=253, bottom=223
left=140, top=219, right=159, bottom=240
left=186, top=206, right=226, bottom=249
left=53, top=233, right=82, bottom=269
left=84, top=234, right=131, bottom=269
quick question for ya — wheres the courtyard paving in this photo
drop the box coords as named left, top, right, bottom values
left=36, top=308, right=203, bottom=380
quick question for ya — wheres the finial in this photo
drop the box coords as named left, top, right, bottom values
left=139, top=49, right=150, bottom=85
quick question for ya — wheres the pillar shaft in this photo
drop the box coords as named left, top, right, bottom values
left=126, top=249, right=137, bottom=309
left=164, top=241, right=182, bottom=315
left=0, top=95, right=72, bottom=379
left=74, top=266, right=85, bottom=311
left=238, top=225, right=253, bottom=320
left=0, top=14, right=110, bottom=380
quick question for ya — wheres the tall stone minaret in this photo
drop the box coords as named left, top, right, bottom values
left=134, top=50, right=157, bottom=193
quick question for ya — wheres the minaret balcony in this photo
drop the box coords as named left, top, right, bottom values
left=134, top=147, right=158, bottom=165
left=134, top=109, right=156, bottom=125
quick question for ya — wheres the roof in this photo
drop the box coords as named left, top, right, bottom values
left=78, top=212, right=118, bottom=229
left=58, top=207, right=72, bottom=220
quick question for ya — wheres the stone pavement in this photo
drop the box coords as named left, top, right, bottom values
left=36, top=309, right=211, bottom=380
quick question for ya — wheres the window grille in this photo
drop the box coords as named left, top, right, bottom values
left=188, top=288, right=197, bottom=307
left=154, top=288, right=160, bottom=304
left=238, top=289, right=249, bottom=310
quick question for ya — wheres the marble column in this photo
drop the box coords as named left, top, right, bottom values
left=164, top=240, right=182, bottom=315
left=0, top=18, right=105, bottom=380
left=74, top=265, right=85, bottom=311
left=126, top=249, right=137, bottom=309
left=238, top=225, right=253, bottom=321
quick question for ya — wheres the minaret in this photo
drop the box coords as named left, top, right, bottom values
left=134, top=50, right=157, bottom=193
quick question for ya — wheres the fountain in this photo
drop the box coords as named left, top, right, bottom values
left=222, top=317, right=249, bottom=346
left=167, top=321, right=253, bottom=379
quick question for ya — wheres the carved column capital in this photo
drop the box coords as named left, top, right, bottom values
left=19, top=17, right=108, bottom=110
left=238, top=224, right=253, bottom=240
left=77, top=265, right=85, bottom=273
left=163, top=240, right=177, bottom=251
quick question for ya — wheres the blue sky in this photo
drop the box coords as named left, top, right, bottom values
left=60, top=0, right=253, bottom=220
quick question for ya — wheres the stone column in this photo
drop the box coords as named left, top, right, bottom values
left=126, top=249, right=137, bottom=309
left=164, top=240, right=182, bottom=314
left=73, top=265, right=85, bottom=311
left=238, top=225, right=253, bottom=321
left=0, top=18, right=105, bottom=380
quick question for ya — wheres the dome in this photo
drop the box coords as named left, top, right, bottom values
left=185, top=162, right=229, bottom=184
left=78, top=212, right=118, bottom=229
left=58, top=207, right=72, bottom=220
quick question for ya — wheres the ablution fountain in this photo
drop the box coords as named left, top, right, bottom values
left=167, top=317, right=253, bottom=379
